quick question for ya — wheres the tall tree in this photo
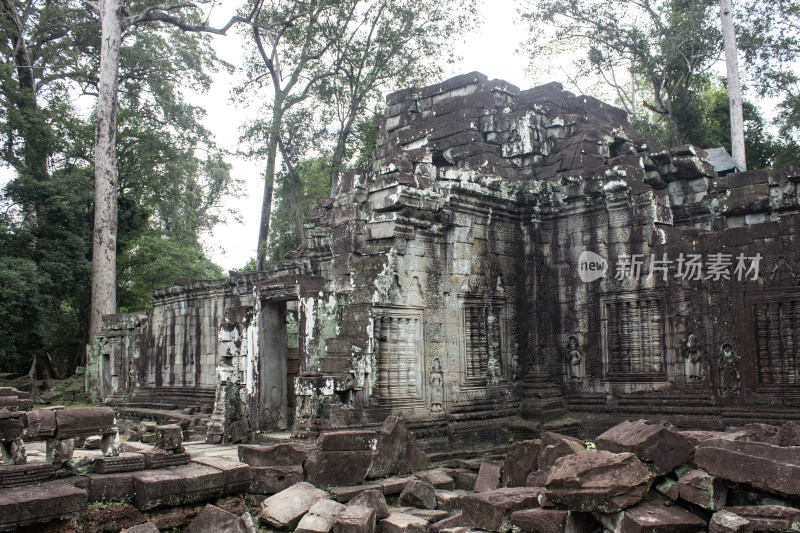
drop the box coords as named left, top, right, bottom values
left=84, top=0, right=286, bottom=340
left=720, top=0, right=746, bottom=169
left=738, top=0, right=800, bottom=143
left=520, top=0, right=721, bottom=145
left=242, top=0, right=477, bottom=269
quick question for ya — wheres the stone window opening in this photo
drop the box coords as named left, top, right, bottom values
left=753, top=297, right=800, bottom=386
left=461, top=298, right=507, bottom=386
left=601, top=293, right=667, bottom=380
left=374, top=309, right=425, bottom=408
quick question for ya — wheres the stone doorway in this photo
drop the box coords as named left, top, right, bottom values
left=257, top=299, right=301, bottom=431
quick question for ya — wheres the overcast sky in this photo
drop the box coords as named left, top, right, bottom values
left=198, top=0, right=532, bottom=271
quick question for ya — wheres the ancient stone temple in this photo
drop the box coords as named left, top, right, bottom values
left=88, top=72, right=800, bottom=447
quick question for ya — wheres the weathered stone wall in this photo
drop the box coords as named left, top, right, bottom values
left=89, top=72, right=800, bottom=445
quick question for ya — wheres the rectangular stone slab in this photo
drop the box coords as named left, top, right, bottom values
left=694, top=439, right=800, bottom=497
left=54, top=407, right=116, bottom=438
left=93, top=452, right=146, bottom=474
left=132, top=464, right=225, bottom=510
left=0, top=481, right=87, bottom=529
left=250, top=465, right=303, bottom=495
left=318, top=430, right=378, bottom=451
left=86, top=473, right=135, bottom=502
left=0, top=462, right=54, bottom=488
left=462, top=487, right=544, bottom=531
left=597, top=501, right=707, bottom=533
left=192, top=456, right=252, bottom=492
left=142, top=450, right=191, bottom=469
left=238, top=443, right=307, bottom=467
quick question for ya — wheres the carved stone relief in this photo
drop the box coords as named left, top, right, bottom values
left=718, top=343, right=740, bottom=395
left=683, top=333, right=704, bottom=384
left=566, top=335, right=584, bottom=382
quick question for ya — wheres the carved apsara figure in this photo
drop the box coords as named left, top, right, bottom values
left=718, top=343, right=740, bottom=394
left=566, top=335, right=584, bottom=382
left=487, top=355, right=501, bottom=385
left=429, top=358, right=444, bottom=413
left=511, top=344, right=522, bottom=381
left=684, top=333, right=704, bottom=383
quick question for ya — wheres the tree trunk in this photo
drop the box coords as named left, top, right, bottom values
left=256, top=106, right=284, bottom=271
left=721, top=0, right=746, bottom=170
left=89, top=0, right=123, bottom=341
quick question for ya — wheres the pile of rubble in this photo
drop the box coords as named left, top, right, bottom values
left=235, top=418, right=800, bottom=533
left=2, top=412, right=799, bottom=531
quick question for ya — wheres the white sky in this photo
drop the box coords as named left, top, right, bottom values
left=198, top=0, right=532, bottom=271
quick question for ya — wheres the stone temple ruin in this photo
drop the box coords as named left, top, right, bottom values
left=88, top=71, right=800, bottom=447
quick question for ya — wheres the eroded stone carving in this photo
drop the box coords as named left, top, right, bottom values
left=566, top=336, right=584, bottom=382
left=718, top=343, right=740, bottom=395
left=684, top=333, right=704, bottom=384
left=429, top=358, right=444, bottom=413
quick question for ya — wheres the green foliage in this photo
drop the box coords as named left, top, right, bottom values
left=521, top=0, right=721, bottom=145
left=738, top=0, right=800, bottom=143
left=678, top=80, right=798, bottom=169
left=265, top=157, right=332, bottom=266
left=0, top=1, right=236, bottom=372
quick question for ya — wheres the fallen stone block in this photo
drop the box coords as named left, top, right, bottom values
left=132, top=464, right=226, bottom=510
left=319, top=430, right=378, bottom=451
left=431, top=512, right=464, bottom=533
left=380, top=511, right=430, bottom=533
left=142, top=450, right=191, bottom=469
left=462, top=487, right=544, bottom=531
left=0, top=462, right=53, bottom=488
left=54, top=407, right=116, bottom=438
left=596, top=420, right=694, bottom=474
left=332, top=485, right=372, bottom=502
left=258, top=481, right=330, bottom=530
left=250, top=465, right=304, bottom=494
left=769, top=421, right=800, bottom=447
left=510, top=508, right=596, bottom=533
left=398, top=508, right=449, bottom=523
left=296, top=499, right=346, bottom=533
left=0, top=481, right=87, bottom=530
left=305, top=449, right=372, bottom=487
left=367, top=475, right=415, bottom=495
left=474, top=461, right=501, bottom=493
left=86, top=472, right=136, bottom=502
left=348, top=489, right=389, bottom=520
left=154, top=424, right=183, bottom=450
left=525, top=470, right=549, bottom=488
left=694, top=439, right=800, bottom=497
left=675, top=468, right=727, bottom=511
left=334, top=504, right=375, bottom=533
left=545, top=451, right=654, bottom=513
left=435, top=490, right=464, bottom=512
left=452, top=470, right=477, bottom=491
left=192, top=456, right=252, bottom=493
left=366, top=416, right=428, bottom=479
left=538, top=431, right=586, bottom=472
left=502, top=439, right=540, bottom=487
left=709, top=510, right=753, bottom=533
left=419, top=470, right=455, bottom=490
left=93, top=452, right=146, bottom=474
left=239, top=442, right=307, bottom=467
left=400, top=479, right=437, bottom=510
left=185, top=504, right=249, bottom=533
left=0, top=417, right=23, bottom=442
left=724, top=505, right=800, bottom=531
left=125, top=523, right=160, bottom=533
left=595, top=500, right=707, bottom=533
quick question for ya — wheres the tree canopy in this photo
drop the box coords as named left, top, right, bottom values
left=0, top=0, right=236, bottom=374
